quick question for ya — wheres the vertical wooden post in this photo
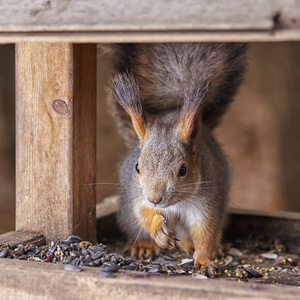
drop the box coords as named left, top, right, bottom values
left=16, top=43, right=96, bottom=243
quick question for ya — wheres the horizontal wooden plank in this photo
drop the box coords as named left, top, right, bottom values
left=225, top=209, right=300, bottom=254
left=1, top=0, right=299, bottom=32
left=0, top=0, right=299, bottom=42
left=0, top=259, right=299, bottom=299
left=229, top=207, right=300, bottom=220
left=0, top=29, right=300, bottom=44
left=0, top=231, right=45, bottom=247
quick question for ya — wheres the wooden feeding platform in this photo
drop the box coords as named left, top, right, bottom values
left=0, top=0, right=300, bottom=299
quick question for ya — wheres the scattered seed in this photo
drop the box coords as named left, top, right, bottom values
left=123, top=264, right=139, bottom=271
left=64, top=264, right=81, bottom=272
left=98, top=271, right=114, bottom=278
left=261, top=253, right=278, bottom=260
left=101, top=263, right=119, bottom=272
left=228, top=248, right=243, bottom=257
left=269, top=267, right=275, bottom=272
left=0, top=248, right=9, bottom=258
left=70, top=258, right=80, bottom=266
left=180, top=258, right=193, bottom=265
left=276, top=256, right=287, bottom=265
left=287, top=257, right=298, bottom=266
left=243, top=266, right=261, bottom=278
left=43, top=254, right=54, bottom=263
left=192, top=273, right=207, bottom=279
left=224, top=256, right=233, bottom=266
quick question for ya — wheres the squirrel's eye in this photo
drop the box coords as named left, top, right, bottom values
left=135, top=163, right=140, bottom=174
left=178, top=164, right=187, bottom=177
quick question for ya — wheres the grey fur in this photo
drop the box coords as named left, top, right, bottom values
left=108, top=43, right=246, bottom=263
left=108, top=43, right=246, bottom=146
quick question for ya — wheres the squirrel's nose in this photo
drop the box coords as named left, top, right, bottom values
left=147, top=197, right=163, bottom=205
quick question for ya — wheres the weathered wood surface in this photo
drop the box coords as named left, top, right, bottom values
left=0, top=259, right=299, bottom=300
left=225, top=208, right=300, bottom=253
left=16, top=43, right=96, bottom=243
left=0, top=0, right=299, bottom=42
left=0, top=231, right=44, bottom=247
left=0, top=0, right=299, bottom=31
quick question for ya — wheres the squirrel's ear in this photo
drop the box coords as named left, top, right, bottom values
left=111, top=72, right=146, bottom=141
left=177, top=83, right=209, bottom=144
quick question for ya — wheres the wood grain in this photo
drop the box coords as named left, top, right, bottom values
left=0, top=0, right=299, bottom=32
left=0, top=259, right=298, bottom=300
left=16, top=43, right=96, bottom=243
left=0, top=0, right=298, bottom=42
left=0, top=231, right=44, bottom=247
left=0, top=29, right=299, bottom=44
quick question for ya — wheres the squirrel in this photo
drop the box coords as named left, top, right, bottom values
left=107, top=43, right=247, bottom=277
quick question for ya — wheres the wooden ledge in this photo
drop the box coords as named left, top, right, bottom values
left=0, top=259, right=299, bottom=300
left=0, top=200, right=300, bottom=298
left=0, top=231, right=45, bottom=247
left=0, top=29, right=300, bottom=43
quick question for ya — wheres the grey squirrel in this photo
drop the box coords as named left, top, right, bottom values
left=107, top=43, right=247, bottom=277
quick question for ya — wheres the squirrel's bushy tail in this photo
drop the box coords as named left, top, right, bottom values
left=106, top=43, right=247, bottom=147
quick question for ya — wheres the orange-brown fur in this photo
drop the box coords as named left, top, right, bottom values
left=130, top=240, right=160, bottom=259
left=139, top=207, right=162, bottom=236
left=130, top=113, right=146, bottom=142
left=179, top=240, right=195, bottom=256
left=190, top=221, right=220, bottom=267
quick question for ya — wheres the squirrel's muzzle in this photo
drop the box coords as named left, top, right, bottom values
left=147, top=196, right=163, bottom=205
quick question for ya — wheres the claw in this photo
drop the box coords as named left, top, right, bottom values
left=152, top=216, right=178, bottom=251
left=127, top=240, right=161, bottom=260
left=192, top=262, right=221, bottom=278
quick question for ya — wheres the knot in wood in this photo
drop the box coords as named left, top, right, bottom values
left=52, top=99, right=68, bottom=115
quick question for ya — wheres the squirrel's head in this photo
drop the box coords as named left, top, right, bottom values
left=112, top=72, right=209, bottom=208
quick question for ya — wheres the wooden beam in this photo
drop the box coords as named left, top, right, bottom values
left=16, top=43, right=96, bottom=243
left=0, top=29, right=299, bottom=43
left=0, top=0, right=299, bottom=32
left=0, top=0, right=298, bottom=42
left=0, top=231, right=44, bottom=247
left=0, top=259, right=298, bottom=299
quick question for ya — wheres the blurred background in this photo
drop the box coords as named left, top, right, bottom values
left=0, top=42, right=299, bottom=234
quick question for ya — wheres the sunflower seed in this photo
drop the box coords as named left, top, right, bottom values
left=261, top=253, right=278, bottom=260
left=101, top=263, right=119, bottom=272
left=64, top=264, right=81, bottom=272
left=0, top=248, right=9, bottom=258
left=98, top=271, right=114, bottom=278
left=192, top=273, right=208, bottom=279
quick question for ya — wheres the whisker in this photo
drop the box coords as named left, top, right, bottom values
left=178, top=181, right=212, bottom=187
left=175, top=187, right=214, bottom=191
left=129, top=178, right=146, bottom=190
left=170, top=190, right=204, bottom=197
left=132, top=226, right=143, bottom=248
left=86, top=182, right=120, bottom=186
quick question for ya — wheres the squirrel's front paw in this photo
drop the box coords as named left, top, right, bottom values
left=192, top=251, right=221, bottom=278
left=150, top=215, right=178, bottom=251
left=127, top=240, right=161, bottom=260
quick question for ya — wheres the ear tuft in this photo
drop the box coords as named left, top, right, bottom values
left=111, top=72, right=146, bottom=141
left=178, top=82, right=210, bottom=143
